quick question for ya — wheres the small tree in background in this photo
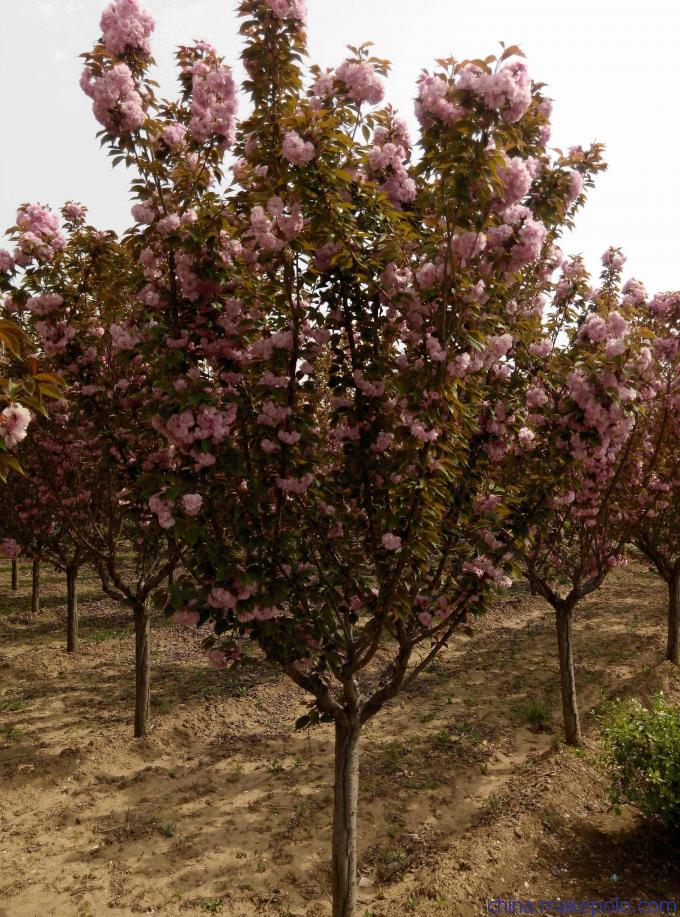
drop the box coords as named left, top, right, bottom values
left=633, top=290, right=680, bottom=663
left=513, top=251, right=673, bottom=745
left=0, top=202, right=179, bottom=734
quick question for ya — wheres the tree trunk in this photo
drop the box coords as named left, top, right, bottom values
left=555, top=603, right=581, bottom=746
left=31, top=558, right=40, bottom=616
left=332, top=717, right=361, bottom=917
left=667, top=572, right=680, bottom=665
left=66, top=567, right=78, bottom=654
left=11, top=559, right=17, bottom=591
left=133, top=606, right=151, bottom=738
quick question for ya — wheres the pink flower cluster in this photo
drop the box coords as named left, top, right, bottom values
left=149, top=493, right=175, bottom=529
left=415, top=74, right=465, bottom=127
left=276, top=474, right=313, bottom=494
left=462, top=555, right=512, bottom=588
left=81, top=62, right=146, bottom=134
left=416, top=59, right=532, bottom=128
left=335, top=60, right=385, bottom=106
left=381, top=533, right=402, bottom=551
left=367, top=121, right=416, bottom=206
left=487, top=205, right=547, bottom=269
left=154, top=404, right=237, bottom=450
left=602, top=247, right=626, bottom=271
left=36, top=319, right=76, bottom=355
left=578, top=310, right=629, bottom=358
left=110, top=322, right=140, bottom=352
left=496, top=155, right=533, bottom=207
left=13, top=204, right=65, bottom=266
left=63, top=201, right=88, bottom=222
left=181, top=493, right=203, bottom=516
left=26, top=293, right=64, bottom=317
left=265, top=0, right=307, bottom=21
left=189, top=57, right=237, bottom=147
left=100, top=0, right=155, bottom=56
left=479, top=61, right=532, bottom=123
left=0, top=404, right=32, bottom=449
left=282, top=131, right=316, bottom=166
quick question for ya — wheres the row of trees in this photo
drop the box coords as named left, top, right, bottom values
left=1, top=1, right=678, bottom=913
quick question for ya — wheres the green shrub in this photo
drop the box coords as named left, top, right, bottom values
left=600, top=693, right=680, bottom=830
left=515, top=698, right=553, bottom=732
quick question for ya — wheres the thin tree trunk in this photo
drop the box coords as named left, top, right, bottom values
left=31, top=558, right=40, bottom=616
left=133, top=606, right=151, bottom=738
left=11, top=559, right=17, bottom=591
left=667, top=572, right=680, bottom=665
left=555, top=603, right=581, bottom=746
left=168, top=568, right=174, bottom=589
left=66, top=567, right=78, bottom=654
left=332, top=717, right=361, bottom=917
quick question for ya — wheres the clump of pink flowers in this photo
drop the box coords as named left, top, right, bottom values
left=335, top=60, right=384, bottom=106
left=100, top=0, right=155, bottom=57
left=282, top=130, right=316, bottom=165
left=13, top=204, right=65, bottom=266
left=81, top=62, right=146, bottom=134
left=265, top=0, right=307, bottom=21
left=189, top=54, right=237, bottom=147
left=0, top=404, right=32, bottom=449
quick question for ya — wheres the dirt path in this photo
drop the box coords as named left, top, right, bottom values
left=0, top=561, right=678, bottom=916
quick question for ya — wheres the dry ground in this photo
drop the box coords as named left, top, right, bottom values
left=0, top=560, right=679, bottom=916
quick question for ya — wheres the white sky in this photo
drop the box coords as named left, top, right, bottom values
left=1, top=0, right=677, bottom=292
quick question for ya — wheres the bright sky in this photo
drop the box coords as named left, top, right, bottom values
left=1, top=0, right=677, bottom=292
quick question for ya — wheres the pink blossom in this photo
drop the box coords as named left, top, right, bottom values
left=149, top=493, right=175, bottom=528
left=13, top=203, right=65, bottom=264
left=0, top=250, right=14, bottom=273
left=451, top=231, right=486, bottom=264
left=278, top=430, right=301, bottom=445
left=518, top=427, right=536, bottom=448
left=481, top=61, right=531, bottom=123
left=162, top=122, right=187, bottom=148
left=131, top=201, right=156, bottom=224
left=416, top=73, right=466, bottom=127
left=335, top=60, right=385, bottom=106
left=0, top=404, right=32, bottom=448
left=100, top=0, right=155, bottom=56
left=157, top=213, right=181, bottom=234
left=566, top=170, right=584, bottom=203
left=381, top=533, right=402, bottom=551
left=277, top=474, right=313, bottom=494
left=265, top=0, right=307, bottom=20
left=63, top=201, right=87, bottom=221
left=526, top=386, right=549, bottom=409
left=208, top=587, right=237, bottom=610
left=601, top=248, right=626, bottom=271
left=81, top=62, right=146, bottom=134
left=189, top=56, right=237, bottom=147
left=497, top=155, right=533, bottom=206
left=282, top=130, right=316, bottom=166
left=181, top=493, right=203, bottom=516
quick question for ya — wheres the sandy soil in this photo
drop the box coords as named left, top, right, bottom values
left=0, top=560, right=679, bottom=916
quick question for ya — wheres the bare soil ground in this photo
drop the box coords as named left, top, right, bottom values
left=0, top=560, right=679, bottom=916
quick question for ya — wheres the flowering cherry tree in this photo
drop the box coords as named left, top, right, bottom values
left=0, top=200, right=179, bottom=734
left=512, top=251, right=673, bottom=745
left=20, top=0, right=612, bottom=908
left=632, top=291, right=680, bottom=664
